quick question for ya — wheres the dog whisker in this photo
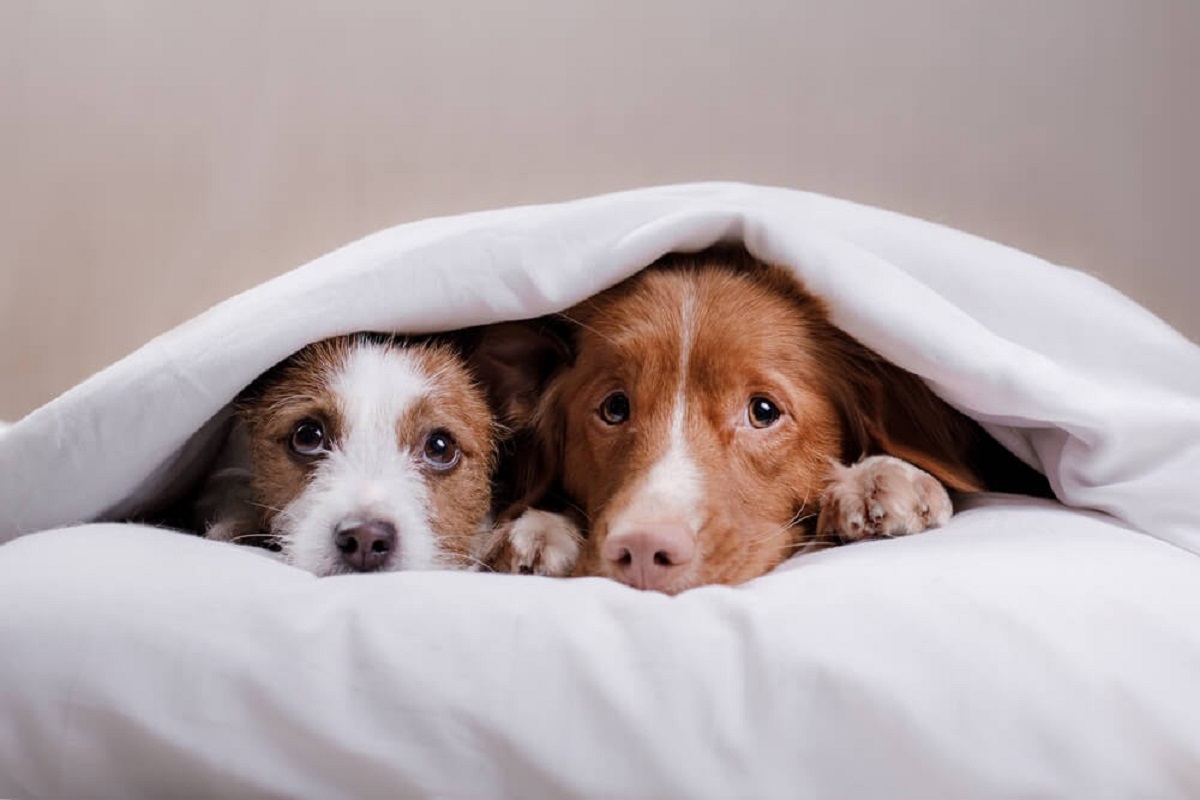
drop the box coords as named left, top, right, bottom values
left=554, top=310, right=620, bottom=348
left=561, top=498, right=591, bottom=525
left=443, top=552, right=493, bottom=571
left=227, top=532, right=278, bottom=545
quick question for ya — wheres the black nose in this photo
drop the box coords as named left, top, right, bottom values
left=334, top=520, right=397, bottom=572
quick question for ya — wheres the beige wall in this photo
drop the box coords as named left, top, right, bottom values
left=2, top=1, right=1196, bottom=420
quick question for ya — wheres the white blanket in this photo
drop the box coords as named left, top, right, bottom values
left=2, top=183, right=1199, bottom=798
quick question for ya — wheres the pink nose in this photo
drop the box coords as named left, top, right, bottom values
left=602, top=526, right=695, bottom=591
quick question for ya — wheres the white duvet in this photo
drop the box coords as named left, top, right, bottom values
left=2, top=183, right=1199, bottom=798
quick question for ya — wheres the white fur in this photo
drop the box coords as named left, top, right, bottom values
left=275, top=344, right=444, bottom=575
left=817, top=454, right=953, bottom=542
left=625, top=428, right=704, bottom=531
left=610, top=289, right=704, bottom=534
left=495, top=509, right=582, bottom=576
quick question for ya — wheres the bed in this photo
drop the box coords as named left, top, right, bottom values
left=2, top=183, right=1198, bottom=798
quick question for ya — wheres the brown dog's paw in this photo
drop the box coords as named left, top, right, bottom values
left=480, top=509, right=582, bottom=577
left=817, top=455, right=953, bottom=543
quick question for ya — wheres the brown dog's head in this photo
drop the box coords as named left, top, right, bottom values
left=487, top=248, right=1014, bottom=594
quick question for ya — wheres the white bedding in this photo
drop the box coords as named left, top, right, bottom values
left=1, top=183, right=1199, bottom=797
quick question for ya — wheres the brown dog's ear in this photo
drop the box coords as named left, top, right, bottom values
left=833, top=344, right=1054, bottom=498
left=826, top=336, right=986, bottom=493
left=462, top=319, right=572, bottom=519
left=464, top=319, right=572, bottom=433
left=857, top=365, right=986, bottom=493
left=496, top=403, right=568, bottom=522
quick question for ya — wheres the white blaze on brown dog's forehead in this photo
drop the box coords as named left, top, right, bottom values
left=610, top=279, right=705, bottom=535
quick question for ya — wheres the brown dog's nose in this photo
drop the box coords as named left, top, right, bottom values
left=602, top=526, right=695, bottom=591
left=334, top=520, right=397, bottom=572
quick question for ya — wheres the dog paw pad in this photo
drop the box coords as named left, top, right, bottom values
left=481, top=509, right=582, bottom=577
left=816, top=455, right=953, bottom=544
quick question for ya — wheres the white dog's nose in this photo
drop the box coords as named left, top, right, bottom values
left=334, top=519, right=397, bottom=572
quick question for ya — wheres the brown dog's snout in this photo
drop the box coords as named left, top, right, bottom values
left=334, top=519, right=397, bottom=572
left=602, top=525, right=695, bottom=591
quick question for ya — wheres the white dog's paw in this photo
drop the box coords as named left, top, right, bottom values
left=817, top=455, right=953, bottom=542
left=481, top=509, right=582, bottom=577
left=204, top=513, right=261, bottom=544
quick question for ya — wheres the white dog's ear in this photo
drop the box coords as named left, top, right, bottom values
left=465, top=319, right=572, bottom=431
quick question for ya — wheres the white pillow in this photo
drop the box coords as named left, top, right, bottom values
left=1, top=495, right=1197, bottom=798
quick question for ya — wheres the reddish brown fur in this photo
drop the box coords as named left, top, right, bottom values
left=513, top=248, right=1043, bottom=593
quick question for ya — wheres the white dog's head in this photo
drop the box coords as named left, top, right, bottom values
left=236, top=334, right=496, bottom=576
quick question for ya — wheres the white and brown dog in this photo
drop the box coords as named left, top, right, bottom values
left=196, top=333, right=519, bottom=576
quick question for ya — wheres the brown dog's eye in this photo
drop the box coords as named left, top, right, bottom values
left=289, top=419, right=327, bottom=456
left=423, top=429, right=461, bottom=471
left=598, top=392, right=631, bottom=425
left=747, top=396, right=782, bottom=428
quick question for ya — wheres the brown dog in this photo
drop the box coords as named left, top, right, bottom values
left=485, top=248, right=1049, bottom=593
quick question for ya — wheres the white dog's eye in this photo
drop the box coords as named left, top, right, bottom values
left=289, top=419, right=327, bottom=456
left=747, top=396, right=782, bottom=429
left=423, top=429, right=461, bottom=471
